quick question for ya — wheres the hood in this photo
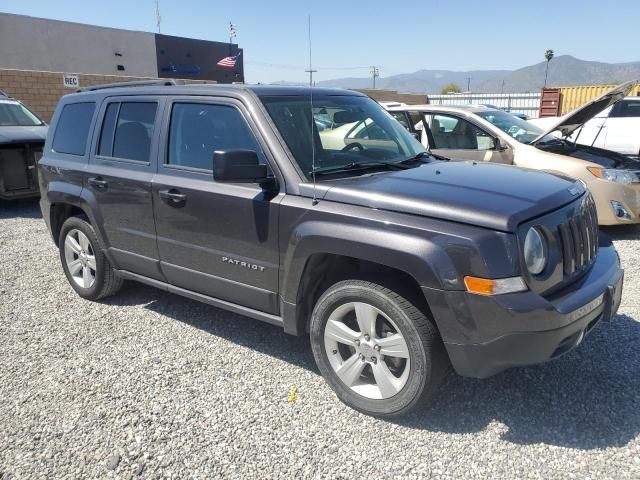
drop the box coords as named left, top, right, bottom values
left=0, top=125, right=48, bottom=144
left=531, top=80, right=637, bottom=145
left=313, top=161, right=583, bottom=232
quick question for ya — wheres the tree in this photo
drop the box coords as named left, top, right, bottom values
left=441, top=83, right=462, bottom=94
left=544, top=49, right=554, bottom=87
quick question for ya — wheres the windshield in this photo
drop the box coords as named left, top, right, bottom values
left=261, top=95, right=426, bottom=179
left=0, top=101, right=44, bottom=126
left=476, top=110, right=557, bottom=144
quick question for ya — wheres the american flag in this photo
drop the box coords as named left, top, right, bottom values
left=217, top=51, right=242, bottom=68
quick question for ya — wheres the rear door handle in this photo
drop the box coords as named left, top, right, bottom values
left=159, top=189, right=187, bottom=207
left=88, top=177, right=108, bottom=190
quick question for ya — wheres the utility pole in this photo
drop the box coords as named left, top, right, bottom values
left=305, top=68, right=317, bottom=87
left=500, top=79, right=505, bottom=94
left=466, top=76, right=472, bottom=92
left=228, top=22, right=237, bottom=45
left=370, top=66, right=379, bottom=89
left=155, top=0, right=161, bottom=33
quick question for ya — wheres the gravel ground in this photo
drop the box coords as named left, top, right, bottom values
left=1, top=199, right=639, bottom=479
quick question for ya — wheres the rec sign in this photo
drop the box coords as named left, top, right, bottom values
left=62, top=74, right=79, bottom=88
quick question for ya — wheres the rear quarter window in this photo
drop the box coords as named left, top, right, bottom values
left=52, top=102, right=96, bottom=156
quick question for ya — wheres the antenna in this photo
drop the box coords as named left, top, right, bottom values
left=308, top=14, right=318, bottom=206
left=155, top=0, right=161, bottom=33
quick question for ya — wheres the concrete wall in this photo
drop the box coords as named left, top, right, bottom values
left=0, top=13, right=158, bottom=77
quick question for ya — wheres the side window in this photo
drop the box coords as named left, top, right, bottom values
left=390, top=112, right=410, bottom=130
left=428, top=114, right=493, bottom=150
left=98, top=101, right=157, bottom=162
left=347, top=118, right=391, bottom=140
left=610, top=100, right=640, bottom=118
left=52, top=102, right=95, bottom=156
left=167, top=103, right=262, bottom=170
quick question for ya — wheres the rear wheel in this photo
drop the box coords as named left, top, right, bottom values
left=310, top=279, right=448, bottom=417
left=59, top=216, right=123, bottom=300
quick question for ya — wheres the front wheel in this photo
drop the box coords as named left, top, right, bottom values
left=310, top=279, right=448, bottom=417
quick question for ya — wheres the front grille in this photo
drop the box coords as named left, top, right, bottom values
left=557, top=194, right=598, bottom=275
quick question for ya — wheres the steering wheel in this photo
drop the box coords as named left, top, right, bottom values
left=341, top=142, right=365, bottom=152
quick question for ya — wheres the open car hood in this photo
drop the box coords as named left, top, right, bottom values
left=530, top=80, right=637, bottom=145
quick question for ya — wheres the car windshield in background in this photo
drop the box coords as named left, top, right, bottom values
left=476, top=110, right=556, bottom=144
left=0, top=102, right=44, bottom=126
left=261, top=95, right=426, bottom=179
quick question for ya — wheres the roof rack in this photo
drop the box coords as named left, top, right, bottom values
left=76, top=79, right=185, bottom=93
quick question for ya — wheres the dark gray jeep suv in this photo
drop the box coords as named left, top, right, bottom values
left=39, top=81, right=623, bottom=417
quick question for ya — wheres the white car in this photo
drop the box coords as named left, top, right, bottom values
left=530, top=96, right=640, bottom=158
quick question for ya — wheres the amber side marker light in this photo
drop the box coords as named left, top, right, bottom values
left=464, top=276, right=527, bottom=296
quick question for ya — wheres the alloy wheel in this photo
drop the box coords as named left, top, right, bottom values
left=323, top=301, right=411, bottom=399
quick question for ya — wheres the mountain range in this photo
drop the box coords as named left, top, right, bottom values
left=313, top=56, right=640, bottom=94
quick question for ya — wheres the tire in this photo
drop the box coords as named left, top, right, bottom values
left=58, top=216, right=123, bottom=300
left=310, top=279, right=448, bottom=417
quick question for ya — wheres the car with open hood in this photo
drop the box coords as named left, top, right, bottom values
left=38, top=81, right=622, bottom=417
left=384, top=81, right=640, bottom=225
left=529, top=93, right=640, bottom=159
left=0, top=92, right=47, bottom=200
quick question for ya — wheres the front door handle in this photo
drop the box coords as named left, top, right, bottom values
left=159, top=189, right=187, bottom=207
left=88, top=177, right=108, bottom=190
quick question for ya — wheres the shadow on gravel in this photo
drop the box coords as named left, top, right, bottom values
left=107, top=282, right=639, bottom=450
left=0, top=198, right=42, bottom=219
left=601, top=224, right=640, bottom=241
left=398, top=314, right=640, bottom=450
left=102, top=282, right=317, bottom=372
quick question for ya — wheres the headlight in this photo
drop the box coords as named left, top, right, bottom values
left=587, top=167, right=637, bottom=184
left=524, top=227, right=547, bottom=275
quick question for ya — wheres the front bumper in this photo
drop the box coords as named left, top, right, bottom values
left=423, top=240, right=623, bottom=378
left=588, top=178, right=640, bottom=225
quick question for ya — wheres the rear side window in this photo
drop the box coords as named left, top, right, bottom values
left=610, top=99, right=640, bottom=118
left=167, top=103, right=262, bottom=170
left=52, top=102, right=95, bottom=156
left=98, top=101, right=157, bottom=162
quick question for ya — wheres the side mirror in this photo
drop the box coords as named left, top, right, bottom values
left=213, top=150, right=269, bottom=184
left=410, top=131, right=421, bottom=142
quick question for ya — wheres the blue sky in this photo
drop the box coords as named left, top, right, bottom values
left=1, top=0, right=638, bottom=83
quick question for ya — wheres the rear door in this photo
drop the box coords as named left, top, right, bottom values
left=152, top=97, right=281, bottom=314
left=86, top=97, right=164, bottom=280
left=419, top=111, right=513, bottom=164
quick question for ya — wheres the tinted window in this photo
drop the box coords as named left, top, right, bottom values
left=110, top=102, right=157, bottom=162
left=168, top=103, right=261, bottom=170
left=610, top=99, right=640, bottom=118
left=97, top=102, right=119, bottom=157
left=52, top=102, right=95, bottom=156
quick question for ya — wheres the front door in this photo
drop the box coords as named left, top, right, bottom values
left=418, top=112, right=514, bottom=164
left=152, top=98, right=281, bottom=314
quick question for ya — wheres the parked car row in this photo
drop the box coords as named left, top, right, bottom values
left=382, top=81, right=640, bottom=225
left=36, top=80, right=623, bottom=417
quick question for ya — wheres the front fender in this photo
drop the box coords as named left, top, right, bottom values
left=280, top=217, right=520, bottom=304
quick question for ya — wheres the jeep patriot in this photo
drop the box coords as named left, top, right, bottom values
left=38, top=81, right=623, bottom=416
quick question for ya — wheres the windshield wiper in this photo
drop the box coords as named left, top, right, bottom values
left=398, top=151, right=434, bottom=165
left=311, top=161, right=408, bottom=177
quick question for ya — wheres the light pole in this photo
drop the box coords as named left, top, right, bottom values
left=544, top=49, right=554, bottom=88
left=466, top=77, right=471, bottom=92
